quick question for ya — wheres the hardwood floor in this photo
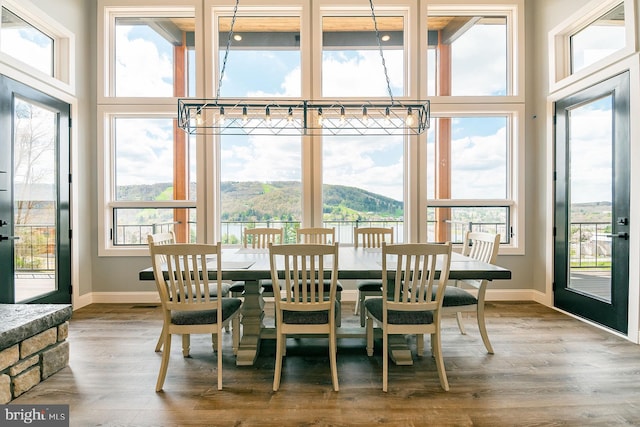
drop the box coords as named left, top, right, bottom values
left=12, top=301, right=640, bottom=426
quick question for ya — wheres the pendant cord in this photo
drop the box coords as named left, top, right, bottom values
left=369, top=0, right=395, bottom=105
left=216, top=0, right=240, bottom=100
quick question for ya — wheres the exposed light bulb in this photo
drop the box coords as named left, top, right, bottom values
left=385, top=107, right=391, bottom=124
left=340, top=106, right=346, bottom=123
left=287, top=107, right=294, bottom=122
left=196, top=111, right=203, bottom=125
left=406, top=107, right=415, bottom=126
left=362, top=106, right=368, bottom=123
left=265, top=106, right=271, bottom=125
left=317, top=107, right=323, bottom=126
left=219, top=106, right=225, bottom=123
left=242, top=106, right=248, bottom=124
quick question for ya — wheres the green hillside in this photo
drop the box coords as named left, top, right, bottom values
left=117, top=181, right=403, bottom=221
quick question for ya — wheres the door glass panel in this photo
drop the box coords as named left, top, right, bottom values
left=13, top=97, right=57, bottom=302
left=568, top=95, right=612, bottom=301
left=570, top=3, right=625, bottom=74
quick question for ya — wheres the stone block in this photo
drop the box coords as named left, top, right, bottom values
left=42, top=342, right=69, bottom=379
left=0, top=304, right=72, bottom=350
left=0, top=374, right=10, bottom=404
left=20, top=328, right=56, bottom=358
left=9, top=355, right=38, bottom=377
left=12, top=367, right=40, bottom=398
left=57, top=322, right=69, bottom=341
left=0, top=345, right=19, bottom=372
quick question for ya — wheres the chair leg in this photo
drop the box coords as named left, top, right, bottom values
left=217, top=330, right=223, bottom=390
left=156, top=332, right=172, bottom=392
left=416, top=334, right=424, bottom=357
left=431, top=331, right=449, bottom=391
left=182, top=334, right=191, bottom=357
left=382, top=331, right=388, bottom=392
left=329, top=330, right=339, bottom=391
left=273, top=333, right=285, bottom=391
left=366, top=313, right=374, bottom=356
left=455, top=312, right=467, bottom=335
left=155, top=325, right=165, bottom=352
left=359, top=293, right=367, bottom=327
left=336, top=292, right=342, bottom=327
left=477, top=304, right=494, bottom=354
left=232, top=316, right=240, bottom=355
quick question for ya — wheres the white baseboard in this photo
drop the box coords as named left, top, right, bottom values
left=75, top=289, right=544, bottom=306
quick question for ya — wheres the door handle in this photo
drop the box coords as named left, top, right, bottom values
left=0, top=234, right=19, bottom=241
left=605, top=232, right=629, bottom=240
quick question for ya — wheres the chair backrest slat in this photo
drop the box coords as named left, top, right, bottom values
left=354, top=227, right=394, bottom=248
left=270, top=243, right=338, bottom=312
left=297, top=227, right=335, bottom=244
left=383, top=242, right=452, bottom=315
left=462, top=231, right=500, bottom=264
left=149, top=243, right=223, bottom=319
left=244, top=227, right=283, bottom=249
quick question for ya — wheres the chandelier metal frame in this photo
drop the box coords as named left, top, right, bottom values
left=177, top=0, right=430, bottom=136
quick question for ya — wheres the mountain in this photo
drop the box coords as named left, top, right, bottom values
left=116, top=181, right=403, bottom=221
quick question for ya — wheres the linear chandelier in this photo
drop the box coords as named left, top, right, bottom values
left=177, top=0, right=430, bottom=137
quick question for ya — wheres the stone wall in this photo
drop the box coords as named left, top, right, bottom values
left=0, top=304, right=72, bottom=403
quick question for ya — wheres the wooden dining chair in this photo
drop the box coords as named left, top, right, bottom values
left=442, top=231, right=500, bottom=354
left=269, top=242, right=340, bottom=391
left=353, top=227, right=394, bottom=326
left=149, top=242, right=242, bottom=391
left=228, top=227, right=284, bottom=298
left=365, top=242, right=452, bottom=392
left=296, top=227, right=343, bottom=326
left=148, top=231, right=232, bottom=353
left=296, top=227, right=335, bottom=244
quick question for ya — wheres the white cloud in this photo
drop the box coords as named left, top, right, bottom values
left=115, top=26, right=173, bottom=96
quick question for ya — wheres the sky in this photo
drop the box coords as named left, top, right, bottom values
left=3, top=12, right=621, bottom=205
left=108, top=19, right=515, bottom=203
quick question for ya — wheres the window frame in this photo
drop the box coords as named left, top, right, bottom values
left=0, top=0, right=75, bottom=94
left=421, top=0, right=524, bottom=254
left=426, top=105, right=525, bottom=254
left=548, top=0, right=637, bottom=93
left=97, top=0, right=524, bottom=255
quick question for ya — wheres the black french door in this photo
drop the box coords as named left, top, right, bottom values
left=554, top=71, right=630, bottom=333
left=0, top=75, right=71, bottom=303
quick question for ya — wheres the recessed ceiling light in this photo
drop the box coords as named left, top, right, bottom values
left=233, top=34, right=243, bottom=41
left=381, top=34, right=391, bottom=42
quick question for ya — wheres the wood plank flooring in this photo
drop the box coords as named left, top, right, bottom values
left=11, top=301, right=640, bottom=426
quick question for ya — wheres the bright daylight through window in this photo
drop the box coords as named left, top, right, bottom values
left=98, top=1, right=524, bottom=253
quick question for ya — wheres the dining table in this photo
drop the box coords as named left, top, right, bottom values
left=139, top=246, right=511, bottom=366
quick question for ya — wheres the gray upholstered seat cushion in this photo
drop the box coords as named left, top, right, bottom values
left=294, top=279, right=343, bottom=292
left=437, top=286, right=478, bottom=307
left=281, top=300, right=339, bottom=324
left=356, top=279, right=382, bottom=292
left=364, top=298, right=434, bottom=325
left=282, top=309, right=329, bottom=324
left=171, top=298, right=242, bottom=325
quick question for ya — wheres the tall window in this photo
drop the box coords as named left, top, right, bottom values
left=99, top=9, right=196, bottom=254
left=98, top=1, right=525, bottom=254
left=321, top=13, right=405, bottom=243
left=216, top=14, right=302, bottom=244
left=427, top=4, right=523, bottom=250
